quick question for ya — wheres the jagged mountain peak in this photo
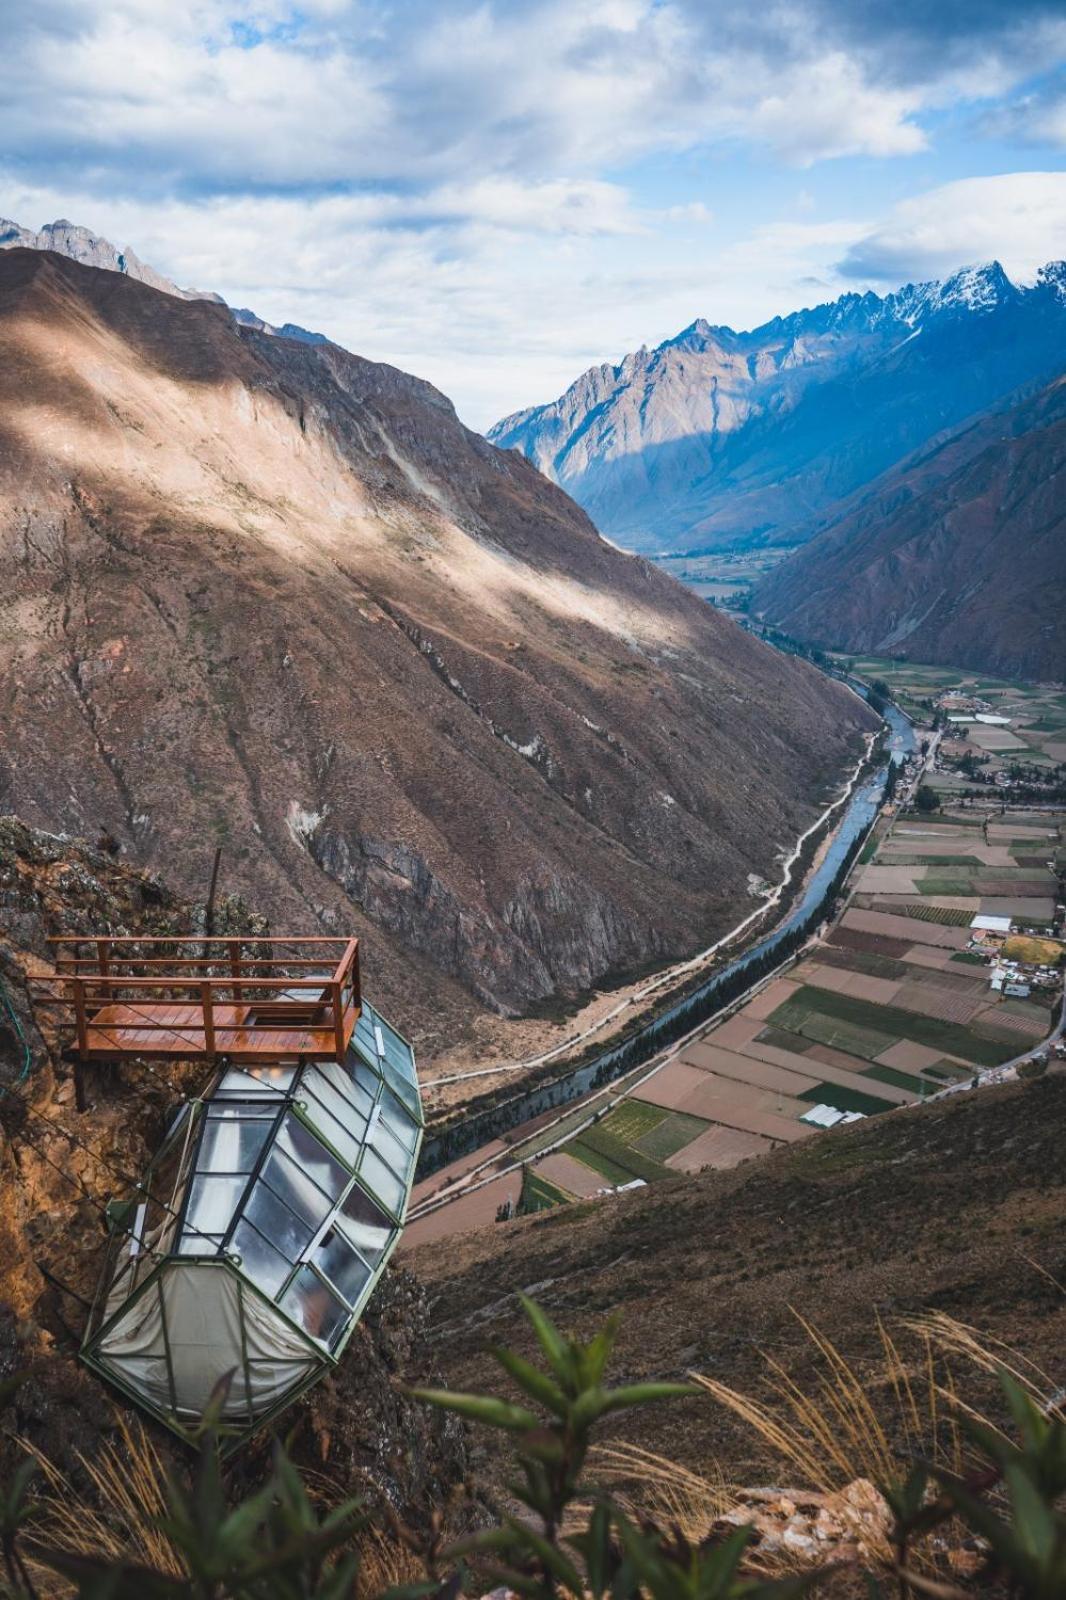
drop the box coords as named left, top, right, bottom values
left=0, top=214, right=321, bottom=344
left=488, top=256, right=1066, bottom=554
left=663, top=317, right=737, bottom=353
left=1035, top=259, right=1066, bottom=299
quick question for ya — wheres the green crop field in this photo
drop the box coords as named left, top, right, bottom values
left=882, top=855, right=982, bottom=868
left=864, top=1063, right=925, bottom=1092
left=897, top=903, right=974, bottom=926
left=601, top=1100, right=666, bottom=1145
left=519, top=1169, right=571, bottom=1213
left=567, top=1139, right=634, bottom=1186
left=635, top=1111, right=710, bottom=1162
left=756, top=1026, right=815, bottom=1053
left=800, top=1082, right=894, bottom=1115
left=929, top=1058, right=974, bottom=1079
left=773, top=984, right=1014, bottom=1068
left=769, top=992, right=900, bottom=1060
left=898, top=813, right=982, bottom=829
left=569, top=1124, right=670, bottom=1185
left=819, top=947, right=910, bottom=981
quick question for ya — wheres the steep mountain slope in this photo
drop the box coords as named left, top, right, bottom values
left=489, top=263, right=1066, bottom=553
left=409, top=1073, right=1066, bottom=1480
left=0, top=249, right=873, bottom=1051
left=755, top=376, right=1066, bottom=681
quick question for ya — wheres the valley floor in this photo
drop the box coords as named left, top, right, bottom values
left=417, top=725, right=878, bottom=1111
left=402, top=763, right=1064, bottom=1244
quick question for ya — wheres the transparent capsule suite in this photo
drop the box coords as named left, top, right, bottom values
left=82, top=1002, right=422, bottom=1442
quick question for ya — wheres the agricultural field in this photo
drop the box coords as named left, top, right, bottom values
left=838, top=655, right=1066, bottom=779
left=527, top=801, right=1064, bottom=1202
left=652, top=546, right=795, bottom=608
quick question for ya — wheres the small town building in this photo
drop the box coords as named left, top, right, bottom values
left=971, top=914, right=1013, bottom=935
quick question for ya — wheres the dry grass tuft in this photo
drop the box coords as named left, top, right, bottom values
left=16, top=1418, right=421, bottom=1600
left=690, top=1311, right=970, bottom=1496
left=905, top=1309, right=1066, bottom=1427
left=18, top=1413, right=184, bottom=1595
left=585, top=1441, right=731, bottom=1543
left=354, top=1528, right=429, bottom=1599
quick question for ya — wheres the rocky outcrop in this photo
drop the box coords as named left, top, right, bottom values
left=0, top=216, right=220, bottom=302
left=0, top=214, right=322, bottom=340
left=489, top=261, right=1066, bottom=554
left=0, top=248, right=874, bottom=1047
left=755, top=374, right=1066, bottom=681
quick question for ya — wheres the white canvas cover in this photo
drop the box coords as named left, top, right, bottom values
left=96, top=1262, right=321, bottom=1421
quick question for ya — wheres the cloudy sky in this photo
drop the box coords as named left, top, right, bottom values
left=3, top=1, right=1066, bottom=428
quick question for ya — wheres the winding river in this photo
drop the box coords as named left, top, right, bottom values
left=417, top=703, right=916, bottom=1177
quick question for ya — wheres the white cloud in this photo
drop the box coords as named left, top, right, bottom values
left=748, top=53, right=926, bottom=164
left=0, top=0, right=1018, bottom=194
left=2, top=4, right=1065, bottom=430
left=838, top=172, right=1066, bottom=285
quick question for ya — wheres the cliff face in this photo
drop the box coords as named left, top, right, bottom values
left=489, top=263, right=1066, bottom=555
left=755, top=375, right=1066, bottom=681
left=0, top=249, right=873, bottom=1047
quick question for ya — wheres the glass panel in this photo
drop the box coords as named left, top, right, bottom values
left=231, top=1219, right=293, bottom=1296
left=353, top=1054, right=381, bottom=1100
left=380, top=1088, right=419, bottom=1152
left=260, top=1148, right=333, bottom=1234
left=280, top=1266, right=350, bottom=1350
left=358, top=1147, right=405, bottom=1217
left=373, top=1118, right=412, bottom=1180
left=337, top=1183, right=393, bottom=1265
left=380, top=1055, right=420, bottom=1119
left=314, top=1229, right=372, bottom=1308
left=196, top=1112, right=272, bottom=1174
left=299, top=1095, right=362, bottom=1172
left=216, top=1065, right=295, bottom=1099
left=244, top=1177, right=316, bottom=1262
left=315, top=1061, right=374, bottom=1116
left=179, top=1231, right=224, bottom=1256
left=184, top=1175, right=247, bottom=1239
left=305, top=1068, right=369, bottom=1140
left=275, top=1116, right=347, bottom=1203
left=355, top=1004, right=420, bottom=1118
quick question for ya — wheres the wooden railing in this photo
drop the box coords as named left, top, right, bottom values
left=29, top=936, right=361, bottom=1064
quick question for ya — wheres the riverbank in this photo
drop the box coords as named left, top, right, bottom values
left=411, top=709, right=912, bottom=1199
left=421, top=725, right=882, bottom=1117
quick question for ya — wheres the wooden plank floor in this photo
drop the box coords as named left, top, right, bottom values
left=81, top=1001, right=358, bottom=1062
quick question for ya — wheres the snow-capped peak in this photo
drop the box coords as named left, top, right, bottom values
left=1035, top=260, right=1066, bottom=302
left=936, top=261, right=1017, bottom=312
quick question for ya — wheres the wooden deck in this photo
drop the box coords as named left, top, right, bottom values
left=29, top=936, right=361, bottom=1066
left=77, top=999, right=359, bottom=1062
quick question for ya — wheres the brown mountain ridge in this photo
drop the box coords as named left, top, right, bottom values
left=0, top=249, right=873, bottom=1053
left=755, top=373, right=1066, bottom=681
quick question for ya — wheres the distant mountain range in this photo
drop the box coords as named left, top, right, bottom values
left=489, top=262, right=1066, bottom=557
left=0, top=215, right=327, bottom=345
